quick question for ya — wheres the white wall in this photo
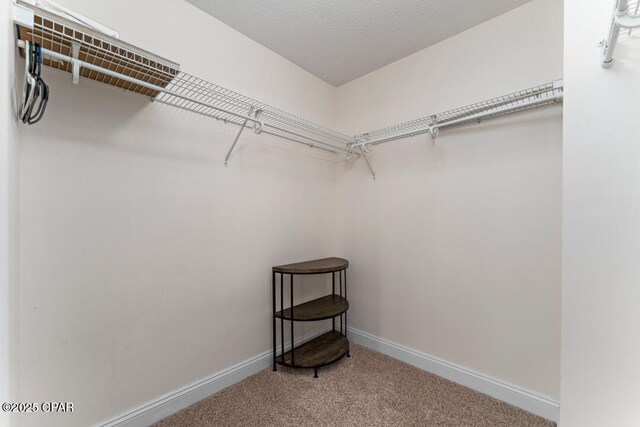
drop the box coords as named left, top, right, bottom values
left=11, top=0, right=566, bottom=425
left=334, top=0, right=562, bottom=402
left=0, top=1, right=19, bottom=426
left=14, top=1, right=338, bottom=426
left=562, top=1, right=640, bottom=426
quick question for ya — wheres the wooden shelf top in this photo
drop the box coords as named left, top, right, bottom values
left=275, top=331, right=348, bottom=368
left=276, top=295, right=349, bottom=321
left=273, top=257, right=348, bottom=274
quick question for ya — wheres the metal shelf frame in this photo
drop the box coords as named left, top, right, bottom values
left=14, top=2, right=564, bottom=178
left=600, top=0, right=640, bottom=68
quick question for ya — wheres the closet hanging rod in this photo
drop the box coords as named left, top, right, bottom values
left=432, top=93, right=562, bottom=129
left=15, top=36, right=563, bottom=163
left=13, top=2, right=565, bottom=168
left=153, top=92, right=353, bottom=154
left=16, top=39, right=351, bottom=154
left=353, top=79, right=563, bottom=148
left=353, top=92, right=562, bottom=148
left=154, top=72, right=355, bottom=152
left=153, top=92, right=352, bottom=154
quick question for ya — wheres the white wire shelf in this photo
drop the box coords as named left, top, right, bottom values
left=13, top=2, right=564, bottom=173
left=353, top=80, right=563, bottom=148
left=601, top=0, right=640, bottom=67
left=15, top=1, right=180, bottom=97
left=154, top=73, right=355, bottom=154
left=14, top=3, right=355, bottom=155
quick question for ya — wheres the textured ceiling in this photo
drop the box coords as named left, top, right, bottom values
left=186, top=0, right=533, bottom=86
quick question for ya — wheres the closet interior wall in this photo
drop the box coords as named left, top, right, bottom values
left=14, top=1, right=337, bottom=426
left=334, top=0, right=562, bottom=402
left=1, top=2, right=19, bottom=427
left=11, top=0, right=563, bottom=426
left=562, top=1, right=640, bottom=426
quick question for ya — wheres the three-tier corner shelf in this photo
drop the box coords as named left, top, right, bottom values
left=272, top=257, right=350, bottom=378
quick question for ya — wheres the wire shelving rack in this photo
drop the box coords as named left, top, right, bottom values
left=353, top=80, right=563, bottom=148
left=154, top=73, right=355, bottom=155
left=14, top=1, right=564, bottom=176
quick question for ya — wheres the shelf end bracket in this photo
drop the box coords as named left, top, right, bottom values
left=429, top=115, right=439, bottom=142
left=13, top=4, right=34, bottom=29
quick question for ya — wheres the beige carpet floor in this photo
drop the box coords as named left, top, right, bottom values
left=154, top=344, right=556, bottom=427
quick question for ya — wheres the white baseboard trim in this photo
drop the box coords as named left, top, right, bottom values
left=96, top=327, right=331, bottom=427
left=97, top=325, right=559, bottom=426
left=347, top=327, right=559, bottom=423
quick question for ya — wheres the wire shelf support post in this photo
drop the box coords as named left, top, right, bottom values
left=224, top=107, right=264, bottom=167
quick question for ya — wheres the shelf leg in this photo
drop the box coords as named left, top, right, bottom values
left=332, top=272, right=335, bottom=331
left=272, top=270, right=277, bottom=372
left=340, top=269, right=343, bottom=335
left=345, top=270, right=350, bottom=357
left=314, top=368, right=318, bottom=378
left=280, top=274, right=284, bottom=361
left=290, top=273, right=294, bottom=367
left=332, top=271, right=335, bottom=295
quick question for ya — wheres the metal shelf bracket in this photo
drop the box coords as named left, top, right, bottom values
left=224, top=107, right=262, bottom=167
left=71, top=43, right=80, bottom=85
left=345, top=145, right=355, bottom=161
left=357, top=138, right=376, bottom=180
left=252, top=109, right=264, bottom=134
left=428, top=115, right=439, bottom=141
left=12, top=4, right=34, bottom=29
